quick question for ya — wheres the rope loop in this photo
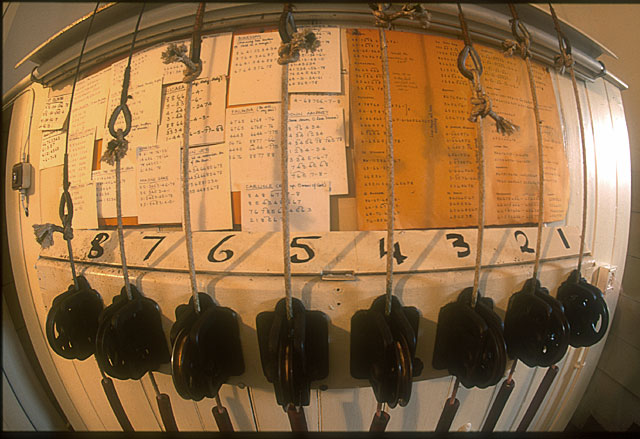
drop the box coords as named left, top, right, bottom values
left=107, top=102, right=132, bottom=139
left=457, top=44, right=483, bottom=81
left=58, top=190, right=75, bottom=241
left=101, top=129, right=129, bottom=166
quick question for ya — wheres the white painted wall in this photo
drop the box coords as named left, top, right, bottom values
left=549, top=4, right=640, bottom=430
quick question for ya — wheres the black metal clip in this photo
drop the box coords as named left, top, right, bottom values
left=46, top=276, right=103, bottom=360
left=256, top=298, right=329, bottom=410
left=95, top=285, right=170, bottom=380
left=504, top=278, right=570, bottom=367
left=557, top=269, right=609, bottom=347
left=170, top=293, right=244, bottom=401
left=432, top=288, right=506, bottom=389
left=351, top=295, right=423, bottom=408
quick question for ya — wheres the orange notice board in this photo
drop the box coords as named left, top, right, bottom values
left=348, top=29, right=569, bottom=230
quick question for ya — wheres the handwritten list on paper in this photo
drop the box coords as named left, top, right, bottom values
left=184, top=145, right=232, bottom=231
left=288, top=110, right=348, bottom=194
left=105, top=77, right=163, bottom=149
left=69, top=68, right=112, bottom=138
left=228, top=32, right=283, bottom=105
left=289, top=27, right=341, bottom=93
left=39, top=130, right=66, bottom=169
left=93, top=167, right=139, bottom=218
left=290, top=94, right=350, bottom=147
left=347, top=29, right=569, bottom=230
left=158, top=78, right=227, bottom=147
left=136, top=144, right=181, bottom=224
left=68, top=128, right=95, bottom=185
left=241, top=181, right=330, bottom=232
left=227, top=104, right=280, bottom=191
left=162, top=33, right=232, bottom=84
left=189, top=77, right=227, bottom=146
left=111, top=44, right=164, bottom=87
left=159, top=83, right=186, bottom=146
left=64, top=183, right=98, bottom=229
left=39, top=94, right=71, bottom=131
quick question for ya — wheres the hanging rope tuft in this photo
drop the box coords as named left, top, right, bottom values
left=370, top=3, right=431, bottom=29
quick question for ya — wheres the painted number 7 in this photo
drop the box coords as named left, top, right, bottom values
left=142, top=236, right=166, bottom=261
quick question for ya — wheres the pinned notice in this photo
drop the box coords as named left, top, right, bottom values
left=136, top=144, right=181, bottom=224
left=288, top=109, right=348, bottom=194
left=39, top=130, right=66, bottom=170
left=289, top=27, right=341, bottom=93
left=70, top=68, right=111, bottom=138
left=93, top=167, right=139, bottom=218
left=183, top=145, right=232, bottom=231
left=227, top=103, right=281, bottom=191
left=62, top=182, right=98, bottom=229
left=68, top=128, right=95, bottom=185
left=241, top=181, right=330, bottom=232
left=39, top=94, right=71, bottom=131
left=228, top=32, right=282, bottom=105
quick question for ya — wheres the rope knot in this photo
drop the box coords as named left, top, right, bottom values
left=370, top=3, right=431, bottom=29
left=161, top=42, right=202, bottom=82
left=469, top=94, right=491, bottom=122
left=502, top=39, right=531, bottom=59
left=554, top=53, right=574, bottom=74
left=277, top=29, right=320, bottom=65
left=33, top=223, right=64, bottom=249
left=101, top=129, right=129, bottom=166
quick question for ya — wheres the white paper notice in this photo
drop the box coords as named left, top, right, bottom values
left=158, top=77, right=226, bottom=147
left=63, top=183, right=98, bottom=229
left=159, top=83, right=186, bottom=146
left=39, top=130, right=66, bottom=169
left=228, top=32, right=282, bottom=105
left=111, top=44, right=164, bottom=87
left=289, top=27, right=341, bottom=93
left=189, top=76, right=227, bottom=146
left=69, top=68, right=112, bottom=138
left=106, top=77, right=162, bottom=149
left=162, top=33, right=232, bottom=84
left=227, top=104, right=280, bottom=191
left=288, top=110, right=348, bottom=194
left=39, top=94, right=71, bottom=131
left=184, top=145, right=232, bottom=231
left=93, top=167, right=139, bottom=218
left=68, top=128, right=95, bottom=185
left=290, top=94, right=349, bottom=146
left=241, top=181, right=330, bottom=232
left=136, top=144, right=181, bottom=224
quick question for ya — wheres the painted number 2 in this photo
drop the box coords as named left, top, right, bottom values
left=514, top=230, right=534, bottom=254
